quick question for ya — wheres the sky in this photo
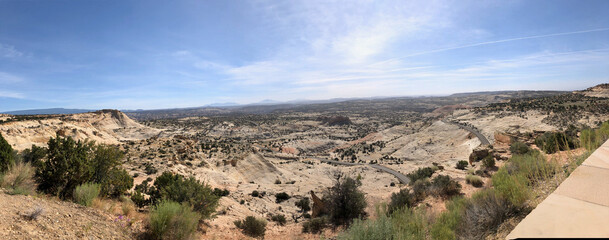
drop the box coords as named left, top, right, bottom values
left=1, top=0, right=609, bottom=111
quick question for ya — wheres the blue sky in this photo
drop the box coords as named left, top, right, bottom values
left=1, top=0, right=609, bottom=111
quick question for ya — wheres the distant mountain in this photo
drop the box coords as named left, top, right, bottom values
left=206, top=102, right=239, bottom=107
left=2, top=108, right=94, bottom=115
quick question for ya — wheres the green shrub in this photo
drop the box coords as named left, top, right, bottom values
left=509, top=141, right=531, bottom=155
left=412, top=179, right=431, bottom=202
left=465, top=175, right=484, bottom=188
left=102, top=168, right=134, bottom=198
left=430, top=197, right=467, bottom=240
left=431, top=175, right=462, bottom=199
left=322, top=175, right=367, bottom=227
left=275, top=192, right=291, bottom=203
left=131, top=190, right=148, bottom=208
left=302, top=217, right=327, bottom=234
left=251, top=190, right=259, bottom=197
left=148, top=171, right=219, bottom=219
left=212, top=188, right=230, bottom=197
left=535, top=132, right=576, bottom=154
left=388, top=188, right=415, bottom=214
left=458, top=189, right=519, bottom=239
left=73, top=183, right=100, bottom=207
left=1, top=162, right=37, bottom=195
left=20, top=145, right=47, bottom=166
left=295, top=197, right=311, bottom=213
left=482, top=155, right=495, bottom=169
left=389, top=207, right=428, bottom=240
left=508, top=151, right=556, bottom=183
left=149, top=200, right=201, bottom=240
left=455, top=160, right=468, bottom=170
left=0, top=133, right=15, bottom=173
left=35, top=136, right=133, bottom=199
left=271, top=214, right=287, bottom=226
left=491, top=168, right=529, bottom=207
left=406, top=167, right=436, bottom=185
left=234, top=216, right=267, bottom=238
left=338, top=210, right=392, bottom=240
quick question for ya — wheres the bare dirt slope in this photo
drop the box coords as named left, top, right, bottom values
left=579, top=83, right=609, bottom=98
left=0, top=190, right=133, bottom=240
left=0, top=110, right=160, bottom=151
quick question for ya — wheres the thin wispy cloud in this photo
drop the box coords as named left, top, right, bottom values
left=0, top=43, right=23, bottom=58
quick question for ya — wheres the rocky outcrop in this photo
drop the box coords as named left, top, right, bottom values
left=0, top=110, right=160, bottom=150
left=469, top=145, right=493, bottom=164
left=310, top=190, right=326, bottom=218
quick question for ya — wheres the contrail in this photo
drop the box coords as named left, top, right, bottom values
left=372, top=27, right=609, bottom=66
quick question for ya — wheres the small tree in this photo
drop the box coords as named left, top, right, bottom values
left=295, top=197, right=311, bottom=213
left=322, top=174, right=367, bottom=227
left=149, top=171, right=219, bottom=219
left=456, top=160, right=468, bottom=170
left=388, top=188, right=415, bottom=214
left=0, top=133, right=15, bottom=173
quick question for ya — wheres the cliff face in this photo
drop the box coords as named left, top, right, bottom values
left=0, top=110, right=161, bottom=151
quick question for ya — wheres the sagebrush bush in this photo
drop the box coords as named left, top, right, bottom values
left=482, top=155, right=495, bottom=169
left=412, top=179, right=431, bottom=202
left=388, top=188, right=415, bottom=214
left=275, top=192, right=290, bottom=203
left=458, top=189, right=519, bottom=240
left=73, top=183, right=101, bottom=206
left=389, top=207, right=428, bottom=240
left=1, top=162, right=36, bottom=195
left=491, top=168, right=529, bottom=207
left=465, top=175, right=484, bottom=188
left=456, top=160, right=468, bottom=170
left=302, top=217, right=327, bottom=234
left=508, top=151, right=556, bottom=183
left=234, top=216, right=267, bottom=238
left=431, top=175, right=462, bottom=199
left=535, top=131, right=576, bottom=154
left=509, top=141, right=531, bottom=155
left=149, top=171, right=219, bottom=219
left=149, top=200, right=201, bottom=240
left=430, top=197, right=467, bottom=240
left=271, top=214, right=287, bottom=225
left=406, top=167, right=435, bottom=185
left=338, top=209, right=392, bottom=240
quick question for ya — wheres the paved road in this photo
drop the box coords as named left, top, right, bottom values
left=308, top=156, right=410, bottom=184
left=443, top=120, right=491, bottom=145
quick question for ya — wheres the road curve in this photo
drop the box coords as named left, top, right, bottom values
left=443, top=120, right=491, bottom=145
left=308, top=157, right=410, bottom=184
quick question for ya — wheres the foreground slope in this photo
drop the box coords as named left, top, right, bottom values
left=0, top=190, right=133, bottom=240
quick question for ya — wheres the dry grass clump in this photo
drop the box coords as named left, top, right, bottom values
left=1, top=162, right=36, bottom=196
left=465, top=175, right=484, bottom=188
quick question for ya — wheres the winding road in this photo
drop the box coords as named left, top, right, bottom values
left=308, top=157, right=411, bottom=184
left=442, top=120, right=491, bottom=145
left=260, top=119, right=489, bottom=186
